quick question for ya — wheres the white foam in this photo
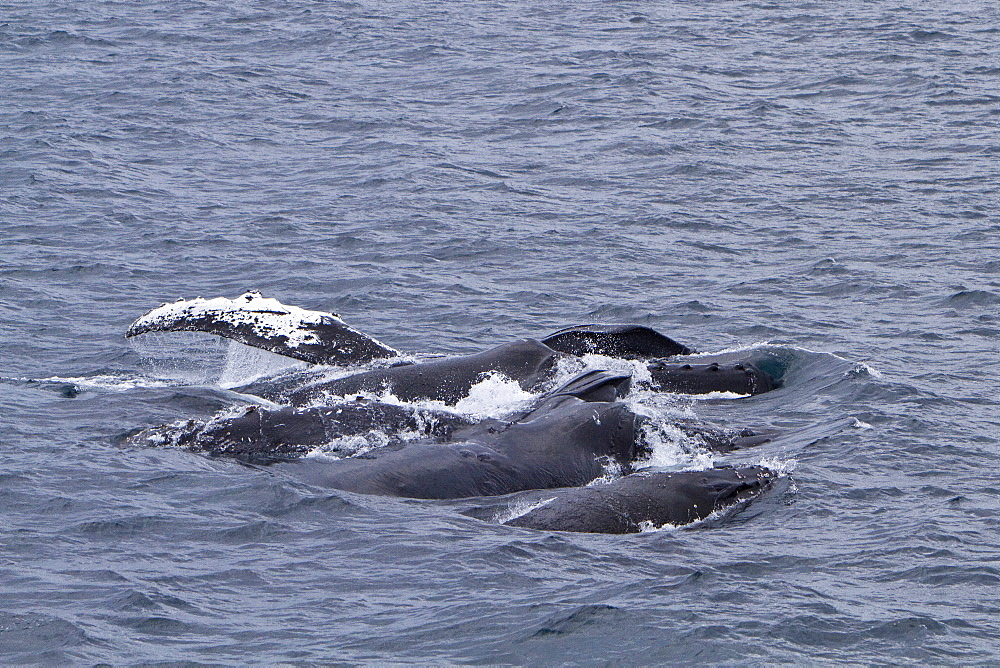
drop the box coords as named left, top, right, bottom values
left=637, top=505, right=726, bottom=533
left=33, top=374, right=174, bottom=392
left=586, top=456, right=627, bottom=486
left=850, top=361, right=883, bottom=378
left=633, top=420, right=716, bottom=471
left=308, top=370, right=537, bottom=421
left=495, top=496, right=556, bottom=525
left=626, top=389, right=699, bottom=418
left=453, top=372, right=536, bottom=418
left=577, top=353, right=654, bottom=384
left=752, top=456, right=797, bottom=475
left=691, top=390, right=751, bottom=400
left=683, top=341, right=773, bottom=357
left=304, top=431, right=393, bottom=459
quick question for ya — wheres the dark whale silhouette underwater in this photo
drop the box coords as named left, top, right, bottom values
left=125, top=292, right=782, bottom=534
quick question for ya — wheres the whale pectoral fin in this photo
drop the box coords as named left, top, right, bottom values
left=541, top=324, right=694, bottom=359
left=548, top=369, right=632, bottom=402
left=508, top=370, right=634, bottom=424
left=125, top=292, right=399, bottom=366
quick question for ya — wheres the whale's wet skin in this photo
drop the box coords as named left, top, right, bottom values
left=4, top=0, right=1000, bottom=663
left=124, top=294, right=783, bottom=530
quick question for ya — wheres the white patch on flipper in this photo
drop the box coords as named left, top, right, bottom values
left=129, top=291, right=397, bottom=353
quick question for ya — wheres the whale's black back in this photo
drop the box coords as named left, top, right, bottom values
left=285, top=394, right=638, bottom=499
left=281, top=338, right=560, bottom=405
left=505, top=466, right=776, bottom=533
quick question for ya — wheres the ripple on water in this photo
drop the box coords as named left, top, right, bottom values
left=2, top=0, right=1000, bottom=663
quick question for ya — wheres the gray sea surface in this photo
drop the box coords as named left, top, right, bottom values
left=2, top=0, right=999, bottom=664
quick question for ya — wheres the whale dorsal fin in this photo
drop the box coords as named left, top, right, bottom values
left=126, top=292, right=399, bottom=366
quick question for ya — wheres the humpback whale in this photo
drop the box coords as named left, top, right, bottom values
left=283, top=371, right=639, bottom=499
left=128, top=292, right=777, bottom=403
left=124, top=292, right=782, bottom=533
left=500, top=466, right=777, bottom=533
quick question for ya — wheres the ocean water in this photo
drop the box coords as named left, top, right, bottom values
left=2, top=0, right=999, bottom=663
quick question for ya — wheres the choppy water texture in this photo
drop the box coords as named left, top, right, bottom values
left=2, top=0, right=999, bottom=663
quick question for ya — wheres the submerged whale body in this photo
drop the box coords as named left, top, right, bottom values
left=487, top=466, right=777, bottom=534
left=125, top=293, right=783, bottom=533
